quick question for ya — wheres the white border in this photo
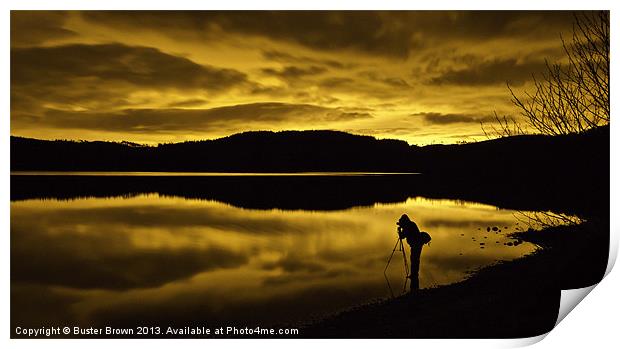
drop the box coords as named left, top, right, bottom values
left=3, top=1, right=618, bottom=348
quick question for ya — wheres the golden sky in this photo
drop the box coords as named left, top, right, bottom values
left=10, top=11, right=577, bottom=145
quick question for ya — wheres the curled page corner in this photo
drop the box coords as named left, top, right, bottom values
left=508, top=285, right=598, bottom=347
left=555, top=285, right=597, bottom=327
left=515, top=230, right=615, bottom=345
left=604, top=229, right=618, bottom=277
left=508, top=333, right=549, bottom=348
left=490, top=284, right=601, bottom=347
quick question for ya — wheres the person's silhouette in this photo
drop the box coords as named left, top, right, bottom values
left=397, top=214, right=430, bottom=292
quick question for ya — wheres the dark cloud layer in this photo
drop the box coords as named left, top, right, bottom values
left=412, top=112, right=496, bottom=125
left=81, top=11, right=574, bottom=59
left=11, top=11, right=76, bottom=47
left=11, top=43, right=247, bottom=91
left=166, top=98, right=209, bottom=108
left=9, top=202, right=360, bottom=290
left=424, top=218, right=514, bottom=229
left=261, top=65, right=328, bottom=81
left=262, top=50, right=352, bottom=69
left=82, top=11, right=416, bottom=58
left=360, top=71, right=411, bottom=88
left=318, top=77, right=355, bottom=89
left=11, top=224, right=249, bottom=290
left=429, top=58, right=549, bottom=86
left=261, top=255, right=326, bottom=273
left=29, top=103, right=372, bottom=133
left=11, top=284, right=81, bottom=327
left=13, top=204, right=324, bottom=235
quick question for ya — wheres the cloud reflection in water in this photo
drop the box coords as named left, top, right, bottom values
left=11, top=194, right=535, bottom=327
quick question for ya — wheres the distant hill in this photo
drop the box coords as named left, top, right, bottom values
left=10, top=127, right=609, bottom=217
left=413, top=125, right=609, bottom=178
left=11, top=130, right=417, bottom=172
left=10, top=127, right=608, bottom=175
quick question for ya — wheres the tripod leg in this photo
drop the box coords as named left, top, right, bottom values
left=401, top=240, right=410, bottom=293
left=384, top=238, right=401, bottom=298
left=402, top=241, right=409, bottom=277
left=383, top=238, right=401, bottom=274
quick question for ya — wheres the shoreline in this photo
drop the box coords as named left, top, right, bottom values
left=301, top=220, right=608, bottom=338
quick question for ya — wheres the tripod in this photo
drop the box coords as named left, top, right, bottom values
left=383, top=236, right=410, bottom=297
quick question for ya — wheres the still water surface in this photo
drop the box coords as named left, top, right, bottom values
left=10, top=171, right=419, bottom=176
left=11, top=192, right=536, bottom=327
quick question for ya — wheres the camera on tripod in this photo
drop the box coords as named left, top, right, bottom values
left=385, top=218, right=412, bottom=296
left=396, top=217, right=411, bottom=240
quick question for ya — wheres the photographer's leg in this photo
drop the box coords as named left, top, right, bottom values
left=410, top=244, right=422, bottom=292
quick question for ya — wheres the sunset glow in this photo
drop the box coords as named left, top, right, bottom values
left=11, top=11, right=576, bottom=144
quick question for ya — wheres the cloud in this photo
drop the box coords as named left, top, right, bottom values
left=412, top=112, right=496, bottom=125
left=423, top=218, right=514, bottom=229
left=11, top=11, right=77, bottom=47
left=11, top=224, right=249, bottom=290
left=14, top=204, right=320, bottom=235
left=261, top=269, right=349, bottom=286
left=10, top=42, right=253, bottom=123
left=261, top=65, right=327, bottom=81
left=344, top=127, right=419, bottom=137
left=261, top=255, right=326, bottom=273
left=318, top=77, right=355, bottom=89
left=80, top=11, right=576, bottom=59
left=11, top=43, right=248, bottom=92
left=11, top=284, right=81, bottom=327
left=27, top=103, right=372, bottom=133
left=9, top=11, right=588, bottom=144
left=9, top=202, right=364, bottom=290
left=359, top=71, right=411, bottom=88
left=81, top=11, right=417, bottom=58
left=86, top=278, right=379, bottom=327
left=261, top=50, right=354, bottom=69
left=166, top=98, right=209, bottom=108
left=428, top=58, right=549, bottom=86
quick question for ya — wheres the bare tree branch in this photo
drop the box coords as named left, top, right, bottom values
left=482, top=11, right=609, bottom=138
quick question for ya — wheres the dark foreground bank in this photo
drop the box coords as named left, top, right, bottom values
left=302, top=219, right=609, bottom=338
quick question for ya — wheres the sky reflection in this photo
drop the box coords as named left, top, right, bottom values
left=11, top=194, right=535, bottom=327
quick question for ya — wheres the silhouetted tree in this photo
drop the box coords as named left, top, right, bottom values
left=484, top=11, right=609, bottom=137
left=481, top=111, right=526, bottom=138
left=480, top=12, right=610, bottom=228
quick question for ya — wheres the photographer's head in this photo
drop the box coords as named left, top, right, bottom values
left=397, top=214, right=413, bottom=240
left=397, top=214, right=412, bottom=227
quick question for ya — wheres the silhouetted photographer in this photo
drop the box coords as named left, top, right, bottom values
left=396, top=214, right=431, bottom=292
